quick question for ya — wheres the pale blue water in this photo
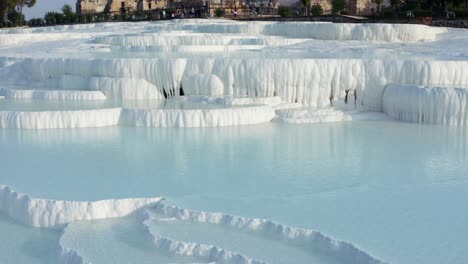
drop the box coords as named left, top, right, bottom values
left=1, top=121, right=468, bottom=263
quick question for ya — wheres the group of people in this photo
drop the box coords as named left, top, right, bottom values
left=162, top=7, right=206, bottom=19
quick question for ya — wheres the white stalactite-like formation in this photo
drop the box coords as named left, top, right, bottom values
left=383, top=84, right=468, bottom=126
left=0, top=21, right=467, bottom=264
left=0, top=108, right=122, bottom=129
left=88, top=77, right=164, bottom=100
left=0, top=21, right=466, bottom=127
left=121, top=105, right=276, bottom=127
left=0, top=106, right=276, bottom=129
left=3, top=58, right=467, bottom=113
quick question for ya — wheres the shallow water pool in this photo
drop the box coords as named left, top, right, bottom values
left=1, top=120, right=467, bottom=263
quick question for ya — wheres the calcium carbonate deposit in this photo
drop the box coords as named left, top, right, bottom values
left=0, top=20, right=468, bottom=264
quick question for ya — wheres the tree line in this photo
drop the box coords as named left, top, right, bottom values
left=1, top=0, right=36, bottom=27
left=278, top=0, right=467, bottom=18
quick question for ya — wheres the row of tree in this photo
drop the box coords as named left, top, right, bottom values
left=279, top=0, right=467, bottom=18
left=1, top=0, right=36, bottom=26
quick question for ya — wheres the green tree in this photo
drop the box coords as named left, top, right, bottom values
left=1, top=0, right=36, bottom=26
left=1, top=0, right=17, bottom=26
left=214, top=8, right=225, bottom=17
left=61, top=4, right=76, bottom=23
left=277, top=5, right=293, bottom=17
left=44, top=11, right=64, bottom=25
left=7, top=8, right=23, bottom=26
left=16, top=0, right=36, bottom=26
left=374, top=0, right=383, bottom=12
left=301, top=0, right=311, bottom=15
left=332, top=0, right=347, bottom=14
left=310, top=3, right=323, bottom=15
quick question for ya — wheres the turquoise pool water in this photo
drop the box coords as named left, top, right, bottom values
left=1, top=120, right=467, bottom=263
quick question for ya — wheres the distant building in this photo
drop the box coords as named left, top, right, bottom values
left=77, top=0, right=168, bottom=14
left=307, top=0, right=391, bottom=15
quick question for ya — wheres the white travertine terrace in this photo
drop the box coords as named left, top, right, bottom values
left=0, top=185, right=163, bottom=227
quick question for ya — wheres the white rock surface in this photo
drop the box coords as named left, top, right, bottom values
left=0, top=108, right=121, bottom=129
left=3, top=89, right=106, bottom=100
left=121, top=105, right=275, bottom=127
left=0, top=185, right=163, bottom=227
left=144, top=203, right=385, bottom=264
left=3, top=58, right=466, bottom=112
left=383, top=84, right=468, bottom=126
left=89, top=77, right=163, bottom=100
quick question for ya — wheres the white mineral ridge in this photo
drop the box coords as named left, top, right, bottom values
left=187, top=22, right=446, bottom=42
left=121, top=105, right=276, bottom=127
left=197, top=96, right=283, bottom=106
left=0, top=185, right=163, bottom=227
left=94, top=34, right=301, bottom=47
left=182, top=74, right=224, bottom=96
left=383, top=84, right=468, bottom=126
left=110, top=44, right=266, bottom=53
left=0, top=33, right=91, bottom=45
left=89, top=77, right=163, bottom=100
left=0, top=108, right=121, bottom=129
left=144, top=203, right=385, bottom=264
left=0, top=104, right=277, bottom=129
left=275, top=107, right=389, bottom=123
left=2, top=89, right=106, bottom=100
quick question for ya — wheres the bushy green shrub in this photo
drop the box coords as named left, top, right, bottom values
left=380, top=7, right=395, bottom=18
left=8, top=9, right=25, bottom=27
left=215, top=8, right=225, bottom=17
left=332, top=0, right=347, bottom=14
left=166, top=7, right=175, bottom=17
left=44, top=11, right=65, bottom=24
left=310, top=4, right=323, bottom=16
left=61, top=4, right=76, bottom=23
left=27, top=18, right=45, bottom=26
left=454, top=8, right=468, bottom=18
left=77, top=14, right=86, bottom=23
left=278, top=6, right=293, bottom=17
left=85, top=14, right=94, bottom=22
left=412, top=9, right=431, bottom=17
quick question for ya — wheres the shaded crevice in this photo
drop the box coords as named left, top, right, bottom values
left=344, top=89, right=350, bottom=104
left=162, top=87, right=168, bottom=99
left=179, top=84, right=185, bottom=96
left=354, top=90, right=357, bottom=106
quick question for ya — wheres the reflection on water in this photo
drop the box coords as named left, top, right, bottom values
left=0, top=120, right=467, bottom=264
left=1, top=121, right=467, bottom=199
